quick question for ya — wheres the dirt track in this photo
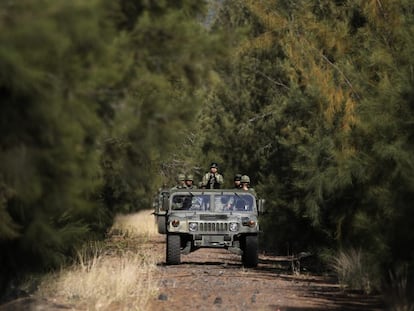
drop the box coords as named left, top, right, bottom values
left=0, top=229, right=384, bottom=311
left=148, top=234, right=384, bottom=311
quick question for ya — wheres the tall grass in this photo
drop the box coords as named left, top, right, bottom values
left=109, top=210, right=158, bottom=239
left=37, top=210, right=160, bottom=310
left=387, top=265, right=414, bottom=311
left=330, top=248, right=380, bottom=294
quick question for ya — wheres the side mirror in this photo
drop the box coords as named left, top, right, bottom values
left=257, top=199, right=265, bottom=214
left=161, top=195, right=169, bottom=211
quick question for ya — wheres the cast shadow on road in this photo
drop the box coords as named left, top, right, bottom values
left=157, top=255, right=384, bottom=311
left=257, top=257, right=384, bottom=311
left=157, top=261, right=243, bottom=268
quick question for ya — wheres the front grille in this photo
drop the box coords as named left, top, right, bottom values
left=198, top=222, right=228, bottom=232
left=200, top=214, right=228, bottom=220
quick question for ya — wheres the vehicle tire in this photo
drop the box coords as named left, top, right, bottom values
left=166, top=235, right=181, bottom=265
left=242, top=235, right=258, bottom=268
left=157, top=215, right=166, bottom=234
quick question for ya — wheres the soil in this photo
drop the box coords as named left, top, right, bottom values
left=0, top=233, right=384, bottom=311
left=147, top=235, right=384, bottom=311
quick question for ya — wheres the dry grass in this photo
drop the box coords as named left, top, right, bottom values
left=330, top=248, right=379, bottom=294
left=37, top=210, right=160, bottom=310
left=109, top=210, right=158, bottom=239
left=388, top=265, right=414, bottom=311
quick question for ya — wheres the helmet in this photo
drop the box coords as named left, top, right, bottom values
left=185, top=174, right=194, bottom=181
left=240, top=175, right=250, bottom=183
left=210, top=162, right=218, bottom=168
left=234, top=174, right=242, bottom=181
left=177, top=173, right=185, bottom=181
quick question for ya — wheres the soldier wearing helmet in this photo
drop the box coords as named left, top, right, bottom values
left=233, top=174, right=242, bottom=189
left=171, top=173, right=186, bottom=190
left=185, top=174, right=197, bottom=189
left=202, top=162, right=224, bottom=189
left=240, top=175, right=256, bottom=194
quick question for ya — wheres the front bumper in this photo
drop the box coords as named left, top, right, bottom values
left=193, top=233, right=237, bottom=247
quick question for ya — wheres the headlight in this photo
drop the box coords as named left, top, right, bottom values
left=247, top=220, right=256, bottom=228
left=229, top=222, right=238, bottom=232
left=242, top=218, right=256, bottom=228
left=189, top=222, right=198, bottom=232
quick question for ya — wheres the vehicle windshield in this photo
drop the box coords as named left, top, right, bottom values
left=171, top=193, right=254, bottom=212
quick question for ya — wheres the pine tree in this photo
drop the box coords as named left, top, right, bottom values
left=0, top=0, right=114, bottom=291
left=201, top=0, right=414, bottom=290
left=0, top=0, right=228, bottom=294
left=99, top=0, right=228, bottom=198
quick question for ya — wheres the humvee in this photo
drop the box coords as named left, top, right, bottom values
left=163, top=188, right=264, bottom=267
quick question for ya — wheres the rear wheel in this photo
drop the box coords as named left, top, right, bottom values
left=242, top=235, right=258, bottom=268
left=166, top=235, right=181, bottom=265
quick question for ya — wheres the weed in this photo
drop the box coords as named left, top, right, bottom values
left=330, top=248, right=380, bottom=294
left=387, top=265, right=414, bottom=311
left=36, top=210, right=160, bottom=310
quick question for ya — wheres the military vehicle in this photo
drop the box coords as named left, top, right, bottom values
left=164, top=188, right=265, bottom=267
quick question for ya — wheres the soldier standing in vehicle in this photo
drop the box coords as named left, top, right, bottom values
left=171, top=173, right=186, bottom=190
left=184, top=174, right=197, bottom=189
left=240, top=175, right=256, bottom=195
left=233, top=174, right=242, bottom=189
left=202, top=162, right=224, bottom=189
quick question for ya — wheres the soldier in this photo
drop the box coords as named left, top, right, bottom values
left=202, top=162, right=224, bottom=189
left=171, top=173, right=186, bottom=190
left=233, top=174, right=242, bottom=189
left=240, top=175, right=256, bottom=195
left=185, top=174, right=197, bottom=189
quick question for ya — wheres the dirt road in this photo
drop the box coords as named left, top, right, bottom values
left=148, top=234, right=383, bottom=311
left=0, top=212, right=384, bottom=311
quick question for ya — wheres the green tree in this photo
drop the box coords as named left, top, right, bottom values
left=200, top=0, right=414, bottom=293
left=0, top=0, right=228, bottom=296
left=99, top=0, right=228, bottom=199
left=0, top=0, right=113, bottom=292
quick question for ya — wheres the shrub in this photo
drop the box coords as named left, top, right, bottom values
left=330, top=248, right=380, bottom=294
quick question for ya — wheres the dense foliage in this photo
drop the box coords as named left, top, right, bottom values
left=198, top=0, right=414, bottom=296
left=1, top=0, right=413, bottom=304
left=0, top=0, right=223, bottom=295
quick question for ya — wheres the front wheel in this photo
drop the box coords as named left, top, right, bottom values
left=157, top=215, right=166, bottom=234
left=242, top=235, right=258, bottom=268
left=166, top=235, right=181, bottom=265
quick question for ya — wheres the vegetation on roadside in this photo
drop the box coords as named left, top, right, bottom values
left=195, top=0, right=414, bottom=303
left=329, top=248, right=380, bottom=294
left=36, top=210, right=159, bottom=310
left=0, top=0, right=223, bottom=296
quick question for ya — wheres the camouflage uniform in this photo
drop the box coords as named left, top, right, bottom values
left=171, top=173, right=186, bottom=190
left=240, top=175, right=256, bottom=195
left=202, top=162, right=224, bottom=189
left=185, top=174, right=198, bottom=189
left=234, top=174, right=242, bottom=189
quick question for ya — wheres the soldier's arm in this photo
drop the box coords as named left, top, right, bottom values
left=201, top=173, right=208, bottom=185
